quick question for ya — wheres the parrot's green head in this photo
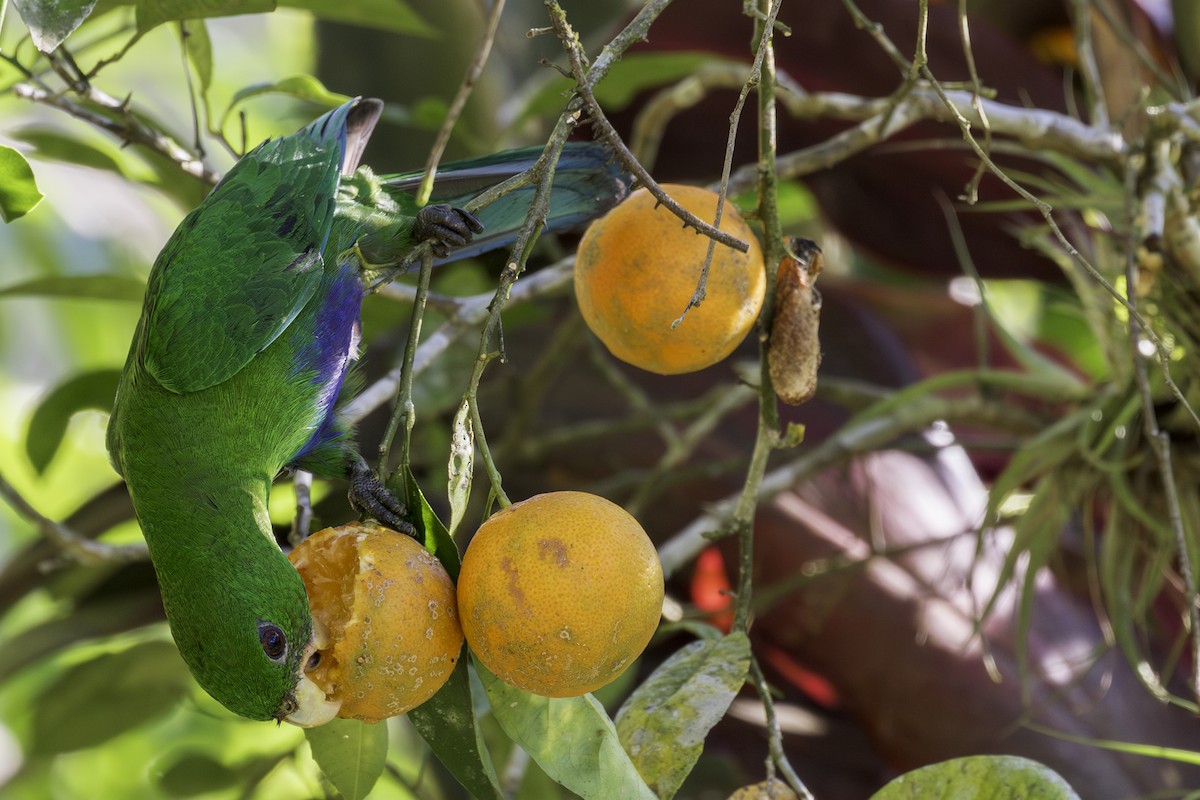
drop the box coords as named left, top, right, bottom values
left=153, top=536, right=341, bottom=727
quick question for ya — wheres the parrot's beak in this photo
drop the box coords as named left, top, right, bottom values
left=282, top=671, right=341, bottom=728
left=281, top=625, right=340, bottom=728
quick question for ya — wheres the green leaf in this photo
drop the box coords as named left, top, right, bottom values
left=0, top=144, right=44, bottom=222
left=12, top=0, right=98, bottom=51
left=278, top=0, right=434, bottom=37
left=220, top=75, right=351, bottom=135
left=30, top=640, right=191, bottom=755
left=0, top=274, right=146, bottom=301
left=447, top=399, right=472, bottom=538
left=181, top=20, right=213, bottom=95
left=156, top=752, right=239, bottom=797
left=10, top=126, right=130, bottom=177
left=135, top=0, right=275, bottom=35
left=26, top=369, right=122, bottom=473
left=157, top=750, right=284, bottom=796
left=401, top=467, right=461, bottom=580
left=870, top=755, right=1082, bottom=800
left=408, top=654, right=503, bottom=800
left=304, top=717, right=388, bottom=800
left=477, top=661, right=656, bottom=800
left=614, top=632, right=750, bottom=799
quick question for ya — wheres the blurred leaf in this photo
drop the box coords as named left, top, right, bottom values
left=0, top=585, right=160, bottom=683
left=305, top=717, right=388, bottom=800
left=0, top=274, right=146, bottom=301
left=135, top=0, right=275, bottom=34
left=1175, top=0, right=1200, bottom=82
left=409, top=652, right=503, bottom=800
left=157, top=752, right=239, bottom=796
left=181, top=20, right=213, bottom=95
left=520, top=52, right=728, bottom=121
left=157, top=749, right=285, bottom=797
left=30, top=639, right=190, bottom=755
left=279, top=0, right=434, bottom=36
left=0, top=145, right=44, bottom=222
left=221, top=75, right=351, bottom=134
left=615, top=632, right=750, bottom=799
left=870, top=755, right=1081, bottom=799
left=11, top=127, right=130, bottom=177
left=12, top=0, right=98, bottom=51
left=478, top=661, right=656, bottom=800
left=26, top=369, right=122, bottom=473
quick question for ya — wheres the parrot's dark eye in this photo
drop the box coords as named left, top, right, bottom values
left=259, top=623, right=287, bottom=661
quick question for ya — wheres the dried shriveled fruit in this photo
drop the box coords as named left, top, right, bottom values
left=768, top=239, right=823, bottom=405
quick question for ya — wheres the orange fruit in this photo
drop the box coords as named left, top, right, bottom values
left=288, top=522, right=463, bottom=723
left=456, top=491, right=663, bottom=697
left=574, top=184, right=766, bottom=374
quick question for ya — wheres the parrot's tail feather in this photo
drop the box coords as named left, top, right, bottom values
left=379, top=142, right=633, bottom=263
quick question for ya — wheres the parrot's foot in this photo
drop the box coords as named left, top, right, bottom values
left=414, top=204, right=484, bottom=258
left=348, top=458, right=417, bottom=538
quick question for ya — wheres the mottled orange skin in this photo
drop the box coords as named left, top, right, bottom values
left=289, top=522, right=463, bottom=723
left=457, top=492, right=664, bottom=697
left=574, top=184, right=766, bottom=375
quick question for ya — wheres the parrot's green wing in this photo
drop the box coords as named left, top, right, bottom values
left=138, top=107, right=351, bottom=394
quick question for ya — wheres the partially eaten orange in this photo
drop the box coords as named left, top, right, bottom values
left=288, top=522, right=463, bottom=723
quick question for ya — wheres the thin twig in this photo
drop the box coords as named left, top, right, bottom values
left=657, top=391, right=1049, bottom=578
left=13, top=82, right=218, bottom=183
left=289, top=470, right=313, bottom=547
left=344, top=259, right=576, bottom=426
left=749, top=655, right=814, bottom=800
left=953, top=0, right=992, bottom=202
left=544, top=0, right=750, bottom=255
left=379, top=253, right=435, bottom=479
left=1071, top=0, right=1111, bottom=129
left=415, top=0, right=505, bottom=207
left=0, top=472, right=147, bottom=564
left=1123, top=153, right=1200, bottom=702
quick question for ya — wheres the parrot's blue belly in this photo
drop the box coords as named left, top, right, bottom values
left=289, top=262, right=363, bottom=466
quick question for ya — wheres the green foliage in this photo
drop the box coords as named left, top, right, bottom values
left=304, top=718, right=388, bottom=800
left=870, top=755, right=1082, bottom=800
left=408, top=656, right=503, bottom=800
left=220, top=75, right=352, bottom=136
left=615, top=632, right=750, bottom=799
left=29, top=639, right=191, bottom=755
left=278, top=0, right=434, bottom=37
left=477, top=660, right=657, bottom=800
left=0, top=145, right=43, bottom=222
left=11, top=0, right=98, bottom=51
left=135, top=0, right=275, bottom=36
left=25, top=369, right=121, bottom=473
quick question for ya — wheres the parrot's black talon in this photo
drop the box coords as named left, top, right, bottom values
left=414, top=205, right=484, bottom=256
left=347, top=459, right=416, bottom=538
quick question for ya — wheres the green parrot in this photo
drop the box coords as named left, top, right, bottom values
left=106, top=97, right=630, bottom=725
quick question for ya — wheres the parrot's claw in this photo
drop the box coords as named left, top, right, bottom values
left=414, top=204, right=484, bottom=258
left=348, top=458, right=417, bottom=538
